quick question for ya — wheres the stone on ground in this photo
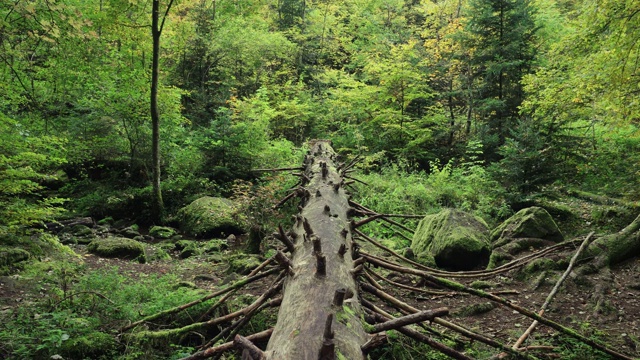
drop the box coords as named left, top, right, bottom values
left=411, top=209, right=491, bottom=271
left=87, top=237, right=145, bottom=262
left=491, top=206, right=564, bottom=248
left=177, top=196, right=248, bottom=238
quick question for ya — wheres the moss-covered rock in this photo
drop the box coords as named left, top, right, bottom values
left=58, top=331, right=117, bottom=359
left=227, top=254, right=262, bottom=275
left=0, top=247, right=30, bottom=266
left=87, top=237, right=145, bottom=262
left=177, top=197, right=248, bottom=238
left=119, top=225, right=141, bottom=239
left=411, top=209, right=491, bottom=271
left=491, top=207, right=564, bottom=248
left=149, top=226, right=177, bottom=239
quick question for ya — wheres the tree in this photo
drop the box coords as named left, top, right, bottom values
left=458, top=0, right=538, bottom=160
left=151, top=0, right=176, bottom=223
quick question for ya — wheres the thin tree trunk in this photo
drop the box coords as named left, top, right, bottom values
left=151, top=0, right=164, bottom=223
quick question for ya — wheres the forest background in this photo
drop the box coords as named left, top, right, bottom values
left=1, top=0, right=639, bottom=232
left=2, top=0, right=640, bottom=359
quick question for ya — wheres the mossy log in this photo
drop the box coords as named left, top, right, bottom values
left=585, top=214, right=640, bottom=268
left=264, top=140, right=368, bottom=359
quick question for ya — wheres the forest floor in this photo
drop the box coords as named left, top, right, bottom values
left=3, top=234, right=639, bottom=359
left=2, top=191, right=639, bottom=359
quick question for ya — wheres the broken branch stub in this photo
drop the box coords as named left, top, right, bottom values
left=264, top=140, right=368, bottom=359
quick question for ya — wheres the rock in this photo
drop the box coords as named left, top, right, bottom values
left=0, top=247, right=30, bottom=267
left=119, top=225, right=141, bottom=239
left=491, top=207, right=564, bottom=248
left=69, top=225, right=93, bottom=237
left=97, top=216, right=114, bottom=226
left=411, top=209, right=491, bottom=271
left=203, top=239, right=228, bottom=253
left=227, top=255, right=262, bottom=275
left=149, top=226, right=177, bottom=239
left=177, top=197, right=248, bottom=238
left=87, top=237, right=146, bottom=262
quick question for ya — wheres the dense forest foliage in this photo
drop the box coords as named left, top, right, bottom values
left=1, top=0, right=639, bottom=235
left=3, top=1, right=640, bottom=359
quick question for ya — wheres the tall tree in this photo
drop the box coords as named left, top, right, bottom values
left=459, top=0, right=538, bottom=160
left=151, top=0, right=175, bottom=223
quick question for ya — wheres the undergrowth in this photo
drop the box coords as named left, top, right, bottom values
left=0, top=265, right=210, bottom=360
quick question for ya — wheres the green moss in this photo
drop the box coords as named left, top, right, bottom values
left=522, top=258, right=560, bottom=275
left=87, top=237, right=146, bottom=262
left=454, top=301, right=496, bottom=317
left=58, top=331, right=117, bottom=359
left=486, top=250, right=513, bottom=269
left=411, top=209, right=490, bottom=270
left=149, top=226, right=177, bottom=239
left=97, top=216, right=113, bottom=225
left=178, top=196, right=248, bottom=238
left=227, top=254, right=262, bottom=275
left=491, top=207, right=564, bottom=247
left=470, top=280, right=496, bottom=290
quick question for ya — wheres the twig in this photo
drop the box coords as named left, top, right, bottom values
left=132, top=276, right=284, bottom=341
left=344, top=175, right=370, bottom=186
left=53, top=291, right=117, bottom=307
left=360, top=285, right=538, bottom=360
left=361, top=303, right=474, bottom=360
left=252, top=167, right=304, bottom=172
left=234, top=334, right=266, bottom=359
left=197, top=257, right=276, bottom=322
left=367, top=308, right=449, bottom=333
left=178, top=328, right=273, bottom=360
left=362, top=255, right=634, bottom=360
left=512, top=232, right=596, bottom=350
left=120, top=267, right=280, bottom=332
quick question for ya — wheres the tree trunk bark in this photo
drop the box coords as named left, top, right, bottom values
left=151, top=0, right=164, bottom=223
left=265, top=140, right=368, bottom=359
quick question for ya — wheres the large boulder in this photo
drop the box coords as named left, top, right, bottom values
left=411, top=209, right=491, bottom=271
left=491, top=207, right=564, bottom=248
left=178, top=197, right=248, bottom=238
left=87, top=237, right=146, bottom=262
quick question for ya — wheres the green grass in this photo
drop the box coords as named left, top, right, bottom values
left=0, top=264, right=212, bottom=359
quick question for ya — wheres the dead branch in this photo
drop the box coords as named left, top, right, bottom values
left=276, top=224, right=296, bottom=253
left=179, top=328, right=273, bottom=360
left=360, top=285, right=537, bottom=360
left=133, top=276, right=284, bottom=341
left=201, top=299, right=281, bottom=357
left=362, top=305, right=474, bottom=360
left=340, top=154, right=362, bottom=173
left=362, top=255, right=634, bottom=360
left=120, top=267, right=280, bottom=333
left=234, top=334, right=266, bottom=359
left=252, top=167, right=304, bottom=172
left=273, top=191, right=298, bottom=209
left=361, top=333, right=388, bottom=354
left=351, top=214, right=383, bottom=229
left=366, top=269, right=457, bottom=296
left=512, top=232, right=596, bottom=350
left=344, top=175, right=370, bottom=186
left=198, top=257, right=276, bottom=322
left=367, top=308, right=449, bottom=333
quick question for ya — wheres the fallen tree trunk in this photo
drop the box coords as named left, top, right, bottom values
left=264, top=140, right=369, bottom=359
